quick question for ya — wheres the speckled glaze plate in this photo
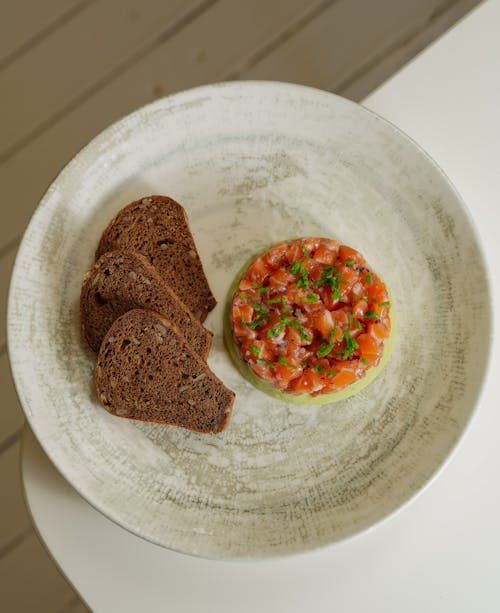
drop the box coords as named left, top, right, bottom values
left=8, top=82, right=491, bottom=559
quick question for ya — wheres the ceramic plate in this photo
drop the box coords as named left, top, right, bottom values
left=8, top=82, right=491, bottom=559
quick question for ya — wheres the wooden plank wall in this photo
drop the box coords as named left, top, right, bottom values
left=0, top=0, right=479, bottom=610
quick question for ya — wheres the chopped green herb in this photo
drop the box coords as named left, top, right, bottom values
left=379, top=301, right=390, bottom=306
left=301, top=360, right=308, bottom=369
left=277, top=357, right=297, bottom=369
left=257, top=358, right=275, bottom=367
left=360, top=358, right=369, bottom=364
left=317, top=343, right=334, bottom=358
left=265, top=313, right=310, bottom=342
left=313, top=363, right=336, bottom=377
left=361, top=295, right=368, bottom=301
left=302, top=293, right=319, bottom=303
left=290, top=319, right=311, bottom=342
left=315, top=265, right=341, bottom=300
left=365, top=273, right=373, bottom=285
left=257, top=287, right=269, bottom=293
left=290, top=259, right=310, bottom=288
left=249, top=344, right=260, bottom=357
left=344, top=258, right=355, bottom=266
left=341, top=330, right=359, bottom=360
left=355, top=319, right=363, bottom=330
left=328, top=328, right=337, bottom=342
left=247, top=316, right=269, bottom=329
left=267, top=297, right=281, bottom=304
left=281, top=296, right=292, bottom=312
left=252, top=303, right=269, bottom=315
left=365, top=310, right=379, bottom=319
left=239, top=293, right=250, bottom=300
left=348, top=311, right=354, bottom=328
left=301, top=245, right=310, bottom=260
left=266, top=324, right=282, bottom=338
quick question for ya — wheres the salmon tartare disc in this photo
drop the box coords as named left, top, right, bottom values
left=226, top=238, right=394, bottom=403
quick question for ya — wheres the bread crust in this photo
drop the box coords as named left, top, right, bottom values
left=95, top=309, right=234, bottom=433
left=96, top=196, right=217, bottom=321
left=80, top=250, right=212, bottom=356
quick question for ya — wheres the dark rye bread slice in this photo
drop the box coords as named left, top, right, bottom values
left=80, top=250, right=212, bottom=357
left=96, top=195, right=216, bottom=321
left=95, top=309, right=234, bottom=433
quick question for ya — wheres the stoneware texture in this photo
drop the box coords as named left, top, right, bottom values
left=8, top=82, right=491, bottom=559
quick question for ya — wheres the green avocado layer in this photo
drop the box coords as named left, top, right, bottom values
left=223, top=250, right=396, bottom=405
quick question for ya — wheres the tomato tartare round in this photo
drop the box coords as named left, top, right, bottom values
left=226, top=238, right=393, bottom=402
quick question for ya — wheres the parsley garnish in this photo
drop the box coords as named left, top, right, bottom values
left=302, top=293, right=319, bottom=303
left=344, top=258, right=355, bottom=266
left=361, top=295, right=368, bottom=301
left=365, top=310, right=379, bottom=319
left=328, top=328, right=337, bottom=342
left=317, top=343, right=334, bottom=358
left=257, top=287, right=269, bottom=293
left=301, top=245, right=310, bottom=260
left=239, top=293, right=250, bottom=300
left=277, top=357, right=297, bottom=368
left=355, top=319, right=363, bottom=330
left=267, top=297, right=281, bottom=304
left=341, top=330, right=359, bottom=360
left=290, top=260, right=301, bottom=274
left=379, top=301, right=390, bottom=306
left=365, top=273, right=373, bottom=285
left=249, top=344, right=260, bottom=357
left=360, top=358, right=369, bottom=364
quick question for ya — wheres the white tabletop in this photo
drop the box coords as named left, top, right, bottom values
left=22, top=1, right=500, bottom=611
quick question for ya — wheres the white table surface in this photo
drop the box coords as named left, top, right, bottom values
left=21, top=1, right=500, bottom=611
